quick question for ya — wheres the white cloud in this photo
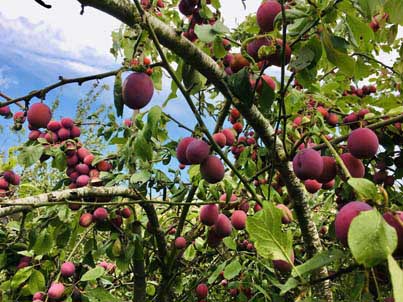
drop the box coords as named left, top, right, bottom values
left=0, top=66, right=17, bottom=89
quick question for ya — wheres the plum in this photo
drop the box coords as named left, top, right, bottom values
left=340, top=153, right=365, bottom=178
left=335, top=201, right=372, bottom=245
left=200, top=156, right=225, bottom=183
left=122, top=72, right=154, bottom=110
left=256, top=0, right=282, bottom=33
left=214, top=214, right=232, bottom=237
left=347, top=128, right=379, bottom=159
left=185, top=139, right=210, bottom=164
left=292, top=149, right=323, bottom=180
left=176, top=137, right=196, bottom=165
left=27, top=103, right=52, bottom=129
left=231, top=210, right=247, bottom=230
left=199, top=204, right=219, bottom=226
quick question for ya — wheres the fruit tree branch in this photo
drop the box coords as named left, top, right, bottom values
left=313, top=113, right=403, bottom=151
left=0, top=68, right=125, bottom=108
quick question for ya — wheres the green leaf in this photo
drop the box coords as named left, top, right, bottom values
left=278, top=277, right=299, bottom=295
left=346, top=13, right=374, bottom=45
left=194, top=24, right=216, bottom=43
left=11, top=267, right=33, bottom=289
left=348, top=209, right=397, bottom=267
left=226, top=68, right=254, bottom=105
left=130, top=170, right=151, bottom=185
left=28, top=269, right=45, bottom=294
left=387, top=255, right=403, bottom=302
left=133, top=132, right=153, bottom=161
left=385, top=0, right=403, bottom=25
left=18, top=145, right=44, bottom=168
left=223, top=237, right=237, bottom=250
left=321, top=29, right=355, bottom=75
left=80, top=266, right=105, bottom=282
left=291, top=249, right=344, bottom=277
left=33, top=230, right=53, bottom=255
left=246, top=202, right=293, bottom=262
left=347, top=178, right=377, bottom=201
left=112, top=238, right=122, bottom=257
left=223, top=260, right=242, bottom=280
left=143, top=106, right=162, bottom=140
left=0, top=252, right=7, bottom=270
left=86, top=287, right=117, bottom=301
left=290, top=47, right=315, bottom=71
left=208, top=261, right=227, bottom=284
left=114, top=71, right=124, bottom=117
left=183, top=244, right=196, bottom=261
left=258, top=79, right=276, bottom=117
left=213, top=36, right=226, bottom=59
left=386, top=106, right=403, bottom=116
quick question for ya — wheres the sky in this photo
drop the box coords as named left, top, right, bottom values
left=0, top=0, right=262, bottom=153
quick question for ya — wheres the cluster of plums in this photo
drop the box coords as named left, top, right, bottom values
left=31, top=260, right=116, bottom=301
left=343, top=85, right=377, bottom=98
left=78, top=206, right=132, bottom=229
left=179, top=0, right=216, bottom=42
left=0, top=170, right=20, bottom=198
left=293, top=127, right=379, bottom=193
left=176, top=137, right=225, bottom=184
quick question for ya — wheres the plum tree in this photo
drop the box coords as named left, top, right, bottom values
left=122, top=72, right=154, bottom=109
left=383, top=212, right=403, bottom=256
left=2, top=0, right=403, bottom=301
left=335, top=201, right=372, bottom=245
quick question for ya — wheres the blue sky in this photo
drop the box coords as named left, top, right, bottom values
left=0, top=1, right=265, bottom=152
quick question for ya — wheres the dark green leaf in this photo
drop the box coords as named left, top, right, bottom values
left=227, top=68, right=254, bottom=105
left=321, top=30, right=355, bottom=75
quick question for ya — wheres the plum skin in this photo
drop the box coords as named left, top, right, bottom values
left=200, top=156, right=225, bottom=184
left=199, top=204, right=219, bottom=226
left=347, top=128, right=379, bottom=159
left=292, top=149, right=323, bottom=180
left=335, top=201, right=372, bottom=245
left=231, top=210, right=247, bottom=230
left=256, top=0, right=282, bottom=33
left=122, top=72, right=154, bottom=110
left=340, top=153, right=365, bottom=178
left=176, top=137, right=196, bottom=165
left=214, top=214, right=232, bottom=237
left=27, top=103, right=52, bottom=129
